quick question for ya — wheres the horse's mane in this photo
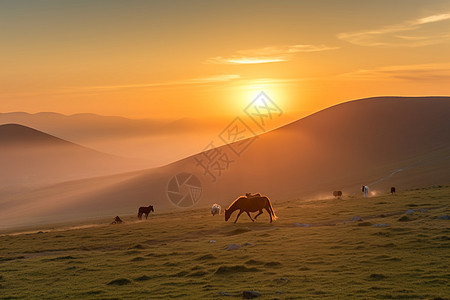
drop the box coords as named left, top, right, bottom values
left=226, top=194, right=267, bottom=210
left=226, top=196, right=248, bottom=210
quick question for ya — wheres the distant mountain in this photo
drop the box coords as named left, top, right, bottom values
left=1, top=97, right=449, bottom=229
left=0, top=112, right=205, bottom=139
left=0, top=112, right=221, bottom=164
left=0, top=124, right=146, bottom=194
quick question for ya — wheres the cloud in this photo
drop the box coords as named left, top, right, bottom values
left=338, top=12, right=450, bottom=47
left=339, top=63, right=450, bottom=81
left=79, top=74, right=241, bottom=91
left=207, top=44, right=339, bottom=64
left=414, top=13, right=450, bottom=25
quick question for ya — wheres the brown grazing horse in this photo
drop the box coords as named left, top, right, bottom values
left=138, top=205, right=154, bottom=220
left=333, top=190, right=342, bottom=198
left=225, top=195, right=277, bottom=223
left=390, top=187, right=396, bottom=195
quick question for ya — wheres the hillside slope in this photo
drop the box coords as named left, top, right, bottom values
left=98, top=96, right=450, bottom=206
left=1, top=97, right=449, bottom=228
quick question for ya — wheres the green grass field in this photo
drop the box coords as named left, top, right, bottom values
left=1, top=186, right=449, bottom=299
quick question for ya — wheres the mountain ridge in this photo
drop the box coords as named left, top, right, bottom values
left=1, top=96, right=449, bottom=229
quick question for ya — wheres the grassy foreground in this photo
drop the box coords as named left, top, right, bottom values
left=0, top=186, right=449, bottom=299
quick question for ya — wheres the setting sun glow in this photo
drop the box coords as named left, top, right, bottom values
left=0, top=1, right=448, bottom=129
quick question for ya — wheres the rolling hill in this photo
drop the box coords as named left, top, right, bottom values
left=1, top=97, right=449, bottom=229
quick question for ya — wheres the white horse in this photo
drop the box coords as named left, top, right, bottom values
left=211, top=204, right=221, bottom=216
left=362, top=186, right=369, bottom=198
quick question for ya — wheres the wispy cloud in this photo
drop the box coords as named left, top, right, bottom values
left=207, top=44, right=339, bottom=64
left=338, top=12, right=450, bottom=47
left=339, top=63, right=450, bottom=81
left=414, top=13, right=450, bottom=25
left=78, top=74, right=241, bottom=92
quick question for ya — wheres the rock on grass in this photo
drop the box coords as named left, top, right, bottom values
left=358, top=222, right=373, bottom=226
left=245, top=259, right=265, bottom=265
left=369, top=273, right=387, bottom=280
left=215, top=265, right=259, bottom=275
left=372, top=223, right=389, bottom=227
left=264, top=261, right=282, bottom=267
left=188, top=270, right=209, bottom=277
left=131, top=256, right=145, bottom=262
left=226, top=243, right=241, bottom=250
left=50, top=256, right=76, bottom=261
left=243, top=290, right=261, bottom=298
left=134, top=275, right=151, bottom=281
left=107, top=278, right=131, bottom=285
left=195, top=254, right=216, bottom=260
left=226, top=243, right=254, bottom=250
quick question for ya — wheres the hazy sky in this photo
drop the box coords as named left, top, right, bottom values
left=1, top=0, right=449, bottom=125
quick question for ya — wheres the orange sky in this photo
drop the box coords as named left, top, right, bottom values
left=1, top=0, right=450, bottom=128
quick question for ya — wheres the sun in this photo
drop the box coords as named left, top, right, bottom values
left=221, top=77, right=299, bottom=130
left=234, top=79, right=287, bottom=111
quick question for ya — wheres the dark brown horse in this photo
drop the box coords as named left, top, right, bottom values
left=138, top=205, right=154, bottom=220
left=390, top=187, right=396, bottom=195
left=333, top=191, right=342, bottom=199
left=225, top=195, right=277, bottom=223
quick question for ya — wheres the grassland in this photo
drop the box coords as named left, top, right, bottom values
left=0, top=186, right=449, bottom=299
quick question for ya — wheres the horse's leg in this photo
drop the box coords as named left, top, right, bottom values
left=138, top=213, right=142, bottom=220
left=145, top=213, right=148, bottom=220
left=264, top=208, right=273, bottom=223
left=254, top=209, right=263, bottom=219
left=246, top=211, right=255, bottom=222
left=234, top=210, right=244, bottom=223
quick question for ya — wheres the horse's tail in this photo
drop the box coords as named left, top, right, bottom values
left=266, top=197, right=278, bottom=221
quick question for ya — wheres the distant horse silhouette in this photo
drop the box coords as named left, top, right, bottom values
left=138, top=205, right=154, bottom=220
left=390, top=187, right=396, bottom=195
left=211, top=203, right=221, bottom=216
left=333, top=191, right=342, bottom=199
left=362, top=186, right=369, bottom=198
left=225, top=195, right=277, bottom=223
left=111, top=216, right=123, bottom=224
